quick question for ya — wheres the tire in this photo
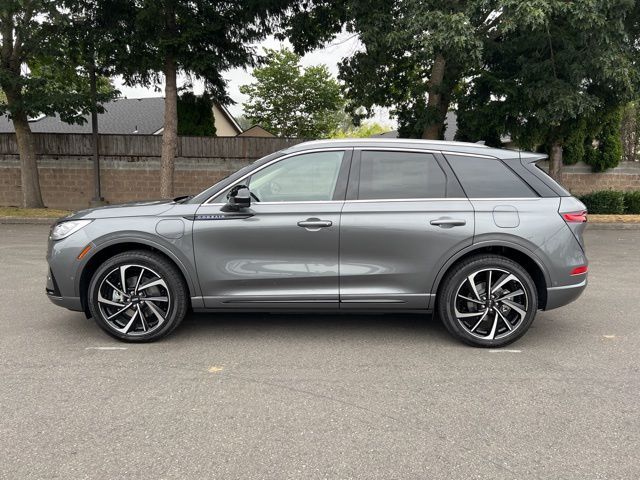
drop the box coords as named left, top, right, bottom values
left=88, top=250, right=188, bottom=342
left=437, top=255, right=538, bottom=348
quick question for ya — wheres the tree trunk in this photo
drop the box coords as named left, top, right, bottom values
left=5, top=86, right=45, bottom=208
left=89, top=54, right=104, bottom=204
left=160, top=54, right=178, bottom=198
left=422, top=53, right=447, bottom=140
left=549, top=141, right=563, bottom=180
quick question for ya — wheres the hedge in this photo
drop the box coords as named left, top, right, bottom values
left=578, top=190, right=640, bottom=214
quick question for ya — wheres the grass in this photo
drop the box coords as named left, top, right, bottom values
left=588, top=214, right=640, bottom=223
left=0, top=207, right=71, bottom=218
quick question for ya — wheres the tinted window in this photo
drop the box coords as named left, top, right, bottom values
left=357, top=151, right=446, bottom=200
left=235, top=150, right=345, bottom=202
left=446, top=155, right=537, bottom=198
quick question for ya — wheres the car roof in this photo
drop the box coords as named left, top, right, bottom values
left=283, top=138, right=524, bottom=160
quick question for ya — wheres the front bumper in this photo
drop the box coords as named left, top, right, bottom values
left=544, top=277, right=587, bottom=310
left=46, top=293, right=83, bottom=311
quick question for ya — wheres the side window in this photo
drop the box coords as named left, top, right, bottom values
left=211, top=150, right=345, bottom=203
left=357, top=151, right=446, bottom=200
left=445, top=155, right=537, bottom=198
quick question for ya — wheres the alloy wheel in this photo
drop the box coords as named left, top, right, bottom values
left=97, top=264, right=171, bottom=336
left=454, top=268, right=529, bottom=341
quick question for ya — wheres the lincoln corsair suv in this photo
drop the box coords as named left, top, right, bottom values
left=46, top=139, right=588, bottom=347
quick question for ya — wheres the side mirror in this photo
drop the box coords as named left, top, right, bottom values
left=221, top=185, right=251, bottom=212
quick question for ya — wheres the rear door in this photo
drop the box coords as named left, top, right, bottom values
left=339, top=148, right=475, bottom=310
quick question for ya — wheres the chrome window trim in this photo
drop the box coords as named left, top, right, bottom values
left=204, top=147, right=350, bottom=204
left=357, top=146, right=498, bottom=160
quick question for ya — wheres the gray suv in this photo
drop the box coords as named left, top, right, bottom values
left=46, top=139, right=588, bottom=347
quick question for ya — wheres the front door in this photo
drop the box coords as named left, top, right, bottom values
left=339, top=149, right=475, bottom=309
left=193, top=149, right=351, bottom=309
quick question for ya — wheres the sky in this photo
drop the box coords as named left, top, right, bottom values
left=114, top=33, right=395, bottom=127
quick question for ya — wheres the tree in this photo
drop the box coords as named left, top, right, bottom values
left=621, top=101, right=640, bottom=162
left=112, top=0, right=295, bottom=198
left=456, top=0, right=640, bottom=178
left=329, top=122, right=390, bottom=138
left=0, top=1, right=116, bottom=207
left=240, top=49, right=345, bottom=138
left=177, top=91, right=215, bottom=136
left=285, top=1, right=494, bottom=139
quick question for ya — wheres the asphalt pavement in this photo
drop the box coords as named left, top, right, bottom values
left=1, top=224, right=639, bottom=479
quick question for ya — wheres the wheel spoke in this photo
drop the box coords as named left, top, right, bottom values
left=466, top=273, right=482, bottom=301
left=118, top=309, right=138, bottom=334
left=105, top=279, right=127, bottom=297
left=119, top=265, right=129, bottom=292
left=455, top=307, right=487, bottom=318
left=470, top=309, right=489, bottom=332
left=134, top=268, right=145, bottom=294
left=501, top=299, right=527, bottom=319
left=138, top=278, right=168, bottom=291
left=457, top=294, right=484, bottom=305
left=491, top=273, right=517, bottom=294
left=144, top=299, right=167, bottom=327
left=98, top=291, right=125, bottom=307
left=137, top=305, right=148, bottom=332
left=487, top=270, right=493, bottom=297
left=142, top=296, right=168, bottom=302
left=497, top=289, right=524, bottom=301
left=484, top=311, right=499, bottom=340
left=106, top=302, right=133, bottom=320
left=495, top=308, right=513, bottom=331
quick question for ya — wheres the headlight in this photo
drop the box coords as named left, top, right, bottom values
left=50, top=220, right=92, bottom=240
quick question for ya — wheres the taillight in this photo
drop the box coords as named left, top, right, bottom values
left=570, top=266, right=588, bottom=276
left=562, top=211, right=587, bottom=223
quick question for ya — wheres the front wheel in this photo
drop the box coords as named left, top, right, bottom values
left=437, top=255, right=538, bottom=347
left=88, top=250, right=188, bottom=342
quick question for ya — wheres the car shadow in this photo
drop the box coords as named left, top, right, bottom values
left=171, top=310, right=457, bottom=345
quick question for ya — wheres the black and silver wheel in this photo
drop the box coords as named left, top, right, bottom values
left=437, top=255, right=538, bottom=347
left=88, top=250, right=188, bottom=342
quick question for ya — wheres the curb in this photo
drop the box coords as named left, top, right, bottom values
left=0, top=217, right=56, bottom=225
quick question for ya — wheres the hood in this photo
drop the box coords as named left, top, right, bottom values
left=63, top=199, right=177, bottom=221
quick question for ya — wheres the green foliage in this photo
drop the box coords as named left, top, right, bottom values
left=0, top=1, right=117, bottom=123
left=330, top=123, right=391, bottom=138
left=111, top=1, right=295, bottom=103
left=455, top=0, right=639, bottom=161
left=583, top=109, right=624, bottom=172
left=578, top=191, right=625, bottom=214
left=240, top=49, right=345, bottom=138
left=177, top=92, right=215, bottom=136
left=623, top=191, right=640, bottom=214
left=620, top=101, right=640, bottom=162
left=285, top=1, right=491, bottom=138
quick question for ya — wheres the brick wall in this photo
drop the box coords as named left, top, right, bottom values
left=1, top=134, right=639, bottom=209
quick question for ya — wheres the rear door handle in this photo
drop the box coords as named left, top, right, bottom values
left=430, top=217, right=467, bottom=228
left=297, top=218, right=333, bottom=229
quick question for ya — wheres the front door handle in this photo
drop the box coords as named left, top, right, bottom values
left=297, top=218, right=333, bottom=229
left=430, top=217, right=467, bottom=228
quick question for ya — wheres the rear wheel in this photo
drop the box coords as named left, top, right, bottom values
left=437, top=255, right=538, bottom=347
left=88, top=250, right=188, bottom=342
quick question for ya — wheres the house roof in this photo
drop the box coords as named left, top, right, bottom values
left=237, top=125, right=275, bottom=137
left=0, top=97, right=166, bottom=135
left=0, top=96, right=243, bottom=136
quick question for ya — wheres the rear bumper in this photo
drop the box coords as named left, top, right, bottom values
left=544, top=278, right=587, bottom=310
